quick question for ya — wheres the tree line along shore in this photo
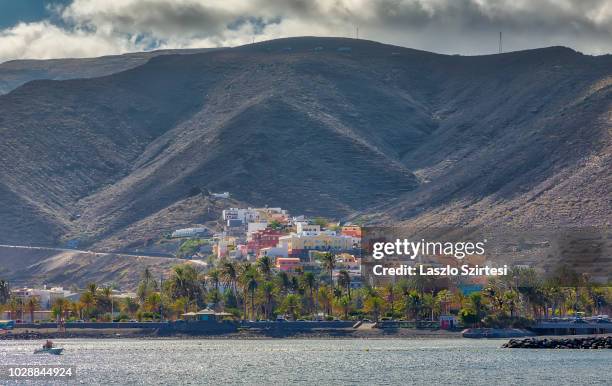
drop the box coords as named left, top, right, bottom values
left=1, top=257, right=610, bottom=331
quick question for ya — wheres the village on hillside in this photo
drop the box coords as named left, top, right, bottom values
left=1, top=203, right=610, bottom=332
left=172, top=205, right=362, bottom=283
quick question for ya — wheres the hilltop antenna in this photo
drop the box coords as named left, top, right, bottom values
left=499, top=31, right=503, bottom=54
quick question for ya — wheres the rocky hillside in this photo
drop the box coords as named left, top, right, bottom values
left=0, top=37, right=610, bottom=251
left=0, top=246, right=192, bottom=289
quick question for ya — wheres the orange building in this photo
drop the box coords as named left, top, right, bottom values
left=275, top=257, right=301, bottom=272
left=341, top=225, right=362, bottom=238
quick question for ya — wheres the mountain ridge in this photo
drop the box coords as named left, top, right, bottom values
left=0, top=37, right=609, bottom=250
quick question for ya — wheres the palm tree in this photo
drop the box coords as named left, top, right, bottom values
left=208, top=269, right=220, bottom=292
left=208, top=289, right=221, bottom=310
left=364, top=294, right=383, bottom=322
left=25, top=297, right=40, bottom=323
left=237, top=263, right=259, bottom=320
left=167, top=264, right=202, bottom=311
left=469, top=292, right=486, bottom=326
left=337, top=270, right=351, bottom=299
left=87, top=283, right=98, bottom=297
left=247, top=274, right=259, bottom=320
left=318, top=285, right=333, bottom=317
left=52, top=298, right=70, bottom=323
left=502, top=290, right=519, bottom=318
left=145, top=292, right=162, bottom=317
left=121, top=297, right=139, bottom=317
left=260, top=281, right=275, bottom=320
left=405, top=290, right=422, bottom=321
left=137, top=268, right=157, bottom=305
left=99, top=286, right=113, bottom=313
left=80, top=292, right=95, bottom=320
left=282, top=294, right=301, bottom=320
left=9, top=296, right=23, bottom=321
left=71, top=301, right=84, bottom=320
left=256, top=256, right=273, bottom=279
left=321, top=252, right=336, bottom=286
left=336, top=295, right=351, bottom=320
left=384, top=283, right=396, bottom=316
left=276, top=271, right=291, bottom=296
left=302, top=272, right=316, bottom=317
left=220, top=261, right=238, bottom=298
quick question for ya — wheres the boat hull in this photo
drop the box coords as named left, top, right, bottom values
left=34, top=348, right=64, bottom=355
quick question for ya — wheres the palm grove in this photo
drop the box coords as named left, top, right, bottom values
left=2, top=254, right=610, bottom=326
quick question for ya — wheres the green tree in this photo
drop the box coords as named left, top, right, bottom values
left=469, top=292, right=486, bottom=326
left=8, top=296, right=23, bottom=320
left=79, top=292, right=96, bottom=320
left=459, top=308, right=478, bottom=327
left=25, top=297, right=40, bottom=323
left=145, top=293, right=162, bottom=318
left=337, top=270, right=351, bottom=299
left=259, top=281, right=276, bottom=320
left=268, top=220, right=283, bottom=230
left=318, top=285, right=333, bottom=317
left=276, top=271, right=291, bottom=296
left=244, top=268, right=259, bottom=320
left=165, top=264, right=203, bottom=311
left=137, top=268, right=157, bottom=305
left=121, top=297, right=139, bottom=317
left=302, top=272, right=316, bottom=317
left=281, top=294, right=301, bottom=320
left=321, top=253, right=336, bottom=284
left=336, top=295, right=351, bottom=320
left=52, top=298, right=70, bottom=322
left=177, top=239, right=208, bottom=258
left=257, top=256, right=273, bottom=280
left=404, top=290, right=422, bottom=321
left=364, top=294, right=383, bottom=322
left=383, top=283, right=396, bottom=316
left=220, top=261, right=238, bottom=299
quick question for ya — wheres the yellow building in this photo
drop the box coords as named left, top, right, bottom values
left=278, top=231, right=357, bottom=252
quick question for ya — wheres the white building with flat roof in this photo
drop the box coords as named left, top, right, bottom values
left=222, top=208, right=261, bottom=223
left=11, top=286, right=76, bottom=310
left=247, top=222, right=269, bottom=240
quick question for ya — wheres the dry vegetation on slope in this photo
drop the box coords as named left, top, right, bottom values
left=0, top=37, right=610, bottom=252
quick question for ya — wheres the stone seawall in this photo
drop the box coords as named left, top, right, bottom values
left=503, top=336, right=612, bottom=349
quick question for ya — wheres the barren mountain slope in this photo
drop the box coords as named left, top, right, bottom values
left=0, top=48, right=217, bottom=94
left=0, top=37, right=610, bottom=250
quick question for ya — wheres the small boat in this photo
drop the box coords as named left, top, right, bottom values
left=34, top=347, right=64, bottom=355
left=34, top=340, right=63, bottom=355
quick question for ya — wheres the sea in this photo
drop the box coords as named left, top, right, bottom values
left=1, top=338, right=610, bottom=385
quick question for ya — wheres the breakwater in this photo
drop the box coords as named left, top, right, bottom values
left=503, top=335, right=612, bottom=349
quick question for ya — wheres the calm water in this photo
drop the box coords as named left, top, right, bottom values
left=1, top=338, right=610, bottom=385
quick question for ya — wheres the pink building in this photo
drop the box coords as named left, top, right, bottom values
left=275, top=257, right=301, bottom=272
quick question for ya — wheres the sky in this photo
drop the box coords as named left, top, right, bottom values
left=0, top=0, right=611, bottom=63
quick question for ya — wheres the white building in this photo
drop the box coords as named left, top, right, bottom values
left=296, top=222, right=320, bottom=234
left=211, top=192, right=230, bottom=199
left=259, top=245, right=289, bottom=258
left=11, top=286, right=76, bottom=310
left=171, top=227, right=209, bottom=238
left=247, top=222, right=269, bottom=240
left=222, top=208, right=262, bottom=223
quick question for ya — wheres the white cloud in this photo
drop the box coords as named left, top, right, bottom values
left=0, top=21, right=139, bottom=61
left=0, top=0, right=611, bottom=62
